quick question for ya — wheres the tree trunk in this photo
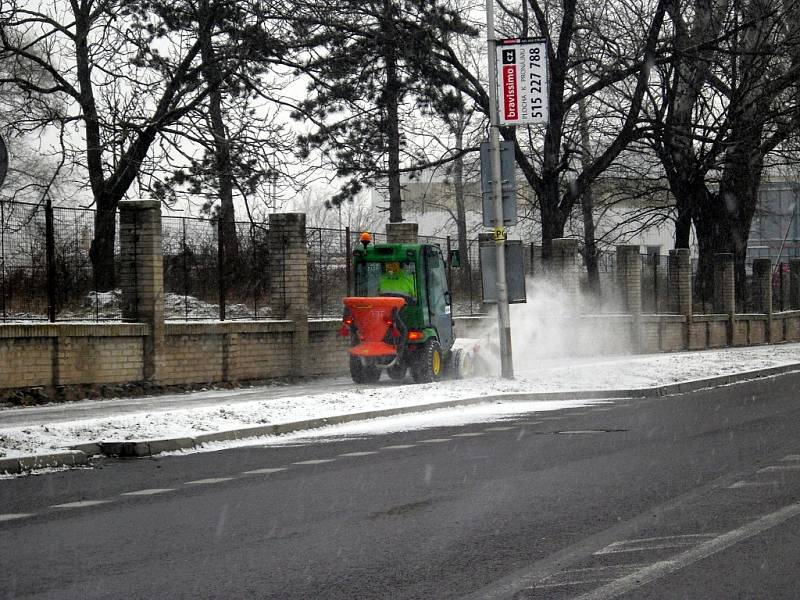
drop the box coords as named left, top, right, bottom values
left=692, top=189, right=734, bottom=310
left=89, top=205, right=117, bottom=291
left=576, top=61, right=599, bottom=295
left=200, top=2, right=239, bottom=264
left=383, top=0, right=403, bottom=223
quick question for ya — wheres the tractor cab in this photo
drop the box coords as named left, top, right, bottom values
left=341, top=235, right=466, bottom=384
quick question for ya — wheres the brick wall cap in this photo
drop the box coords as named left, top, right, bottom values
left=119, top=200, right=161, bottom=211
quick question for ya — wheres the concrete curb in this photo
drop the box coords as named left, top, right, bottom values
left=0, top=450, right=87, bottom=475
left=3, top=361, right=799, bottom=472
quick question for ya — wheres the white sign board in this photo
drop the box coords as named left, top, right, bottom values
left=496, top=37, right=549, bottom=125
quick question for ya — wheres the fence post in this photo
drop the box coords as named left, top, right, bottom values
left=119, top=200, right=164, bottom=382
left=269, top=213, right=309, bottom=377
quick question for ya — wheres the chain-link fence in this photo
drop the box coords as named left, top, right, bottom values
left=0, top=199, right=121, bottom=322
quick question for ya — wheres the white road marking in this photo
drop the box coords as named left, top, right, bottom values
left=758, top=464, right=800, bottom=473
left=780, top=455, right=800, bottom=461
left=452, top=432, right=485, bottom=437
left=728, top=480, right=782, bottom=489
left=539, top=416, right=565, bottom=421
left=292, top=459, right=336, bottom=465
left=242, top=467, right=288, bottom=475
left=0, top=513, right=33, bottom=522
left=595, top=533, right=716, bottom=555
left=338, top=451, right=379, bottom=457
left=484, top=426, right=515, bottom=431
left=381, top=444, right=416, bottom=450
left=535, top=578, right=616, bottom=589
left=120, top=488, right=175, bottom=496
left=418, top=438, right=451, bottom=443
left=575, top=502, right=800, bottom=600
left=184, top=477, right=235, bottom=485
left=517, top=421, right=543, bottom=426
left=592, top=407, right=615, bottom=411
left=51, top=500, right=111, bottom=509
left=535, top=565, right=647, bottom=589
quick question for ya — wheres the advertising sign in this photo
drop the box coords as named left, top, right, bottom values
left=496, top=37, right=549, bottom=125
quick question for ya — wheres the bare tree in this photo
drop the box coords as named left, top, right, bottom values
left=427, top=0, right=669, bottom=263
left=649, top=0, right=800, bottom=302
left=0, top=0, right=219, bottom=289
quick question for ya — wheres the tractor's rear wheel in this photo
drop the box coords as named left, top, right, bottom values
left=350, top=356, right=381, bottom=384
left=411, top=339, right=443, bottom=383
left=387, top=362, right=407, bottom=381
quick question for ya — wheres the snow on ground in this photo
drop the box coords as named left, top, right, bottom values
left=0, top=343, right=799, bottom=459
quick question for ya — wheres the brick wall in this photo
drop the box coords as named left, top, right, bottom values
left=160, top=321, right=295, bottom=385
left=0, top=324, right=146, bottom=390
left=308, top=320, right=349, bottom=376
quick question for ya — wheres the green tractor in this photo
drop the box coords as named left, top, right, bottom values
left=340, top=233, right=471, bottom=384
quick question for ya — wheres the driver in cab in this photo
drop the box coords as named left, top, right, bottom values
left=379, top=262, right=416, bottom=299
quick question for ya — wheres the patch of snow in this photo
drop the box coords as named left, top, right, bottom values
left=0, top=342, right=799, bottom=460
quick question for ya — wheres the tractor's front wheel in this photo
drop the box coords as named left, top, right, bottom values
left=350, top=356, right=381, bottom=384
left=411, top=339, right=443, bottom=384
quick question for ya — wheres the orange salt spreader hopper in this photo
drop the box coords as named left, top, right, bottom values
left=342, top=296, right=406, bottom=358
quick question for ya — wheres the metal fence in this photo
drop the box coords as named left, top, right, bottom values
left=0, top=199, right=120, bottom=322
left=161, top=216, right=275, bottom=320
left=640, top=252, right=672, bottom=314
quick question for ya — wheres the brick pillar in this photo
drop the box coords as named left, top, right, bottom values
left=617, top=245, right=641, bottom=351
left=119, top=200, right=164, bottom=381
left=552, top=238, right=579, bottom=309
left=668, top=248, right=692, bottom=318
left=713, top=253, right=735, bottom=315
left=790, top=258, right=800, bottom=310
left=269, top=213, right=308, bottom=377
left=616, top=245, right=641, bottom=316
left=713, top=253, right=736, bottom=345
left=386, top=222, right=418, bottom=244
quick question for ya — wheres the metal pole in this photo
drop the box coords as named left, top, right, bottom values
left=486, top=0, right=514, bottom=378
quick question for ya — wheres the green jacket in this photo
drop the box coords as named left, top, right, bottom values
left=379, top=271, right=416, bottom=297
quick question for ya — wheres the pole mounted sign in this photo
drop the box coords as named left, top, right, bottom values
left=496, top=37, right=549, bottom=126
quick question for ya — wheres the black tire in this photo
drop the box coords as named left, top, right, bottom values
left=411, top=338, right=443, bottom=383
left=386, top=362, right=407, bottom=381
left=350, top=356, right=381, bottom=384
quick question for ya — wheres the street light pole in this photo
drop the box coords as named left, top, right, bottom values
left=485, top=0, right=514, bottom=378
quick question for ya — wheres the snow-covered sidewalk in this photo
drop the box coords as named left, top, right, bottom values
left=1, top=343, right=799, bottom=460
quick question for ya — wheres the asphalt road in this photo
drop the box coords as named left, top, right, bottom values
left=3, top=372, right=800, bottom=599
